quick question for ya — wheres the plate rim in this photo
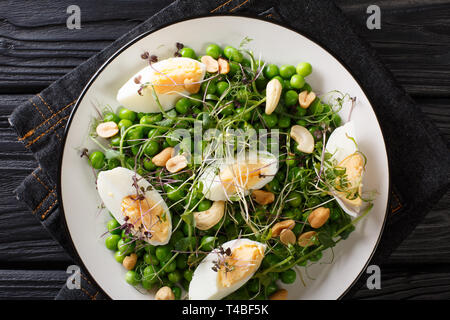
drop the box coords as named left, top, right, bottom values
left=57, top=13, right=391, bottom=300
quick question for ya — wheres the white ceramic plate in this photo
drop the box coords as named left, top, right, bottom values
left=59, top=16, right=389, bottom=300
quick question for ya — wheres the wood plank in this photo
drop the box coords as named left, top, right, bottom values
left=1, top=266, right=450, bottom=300
left=0, top=0, right=449, bottom=96
left=0, top=269, right=67, bottom=299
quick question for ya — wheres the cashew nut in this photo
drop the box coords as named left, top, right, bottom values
left=152, top=147, right=174, bottom=167
left=201, top=55, right=219, bottom=73
left=271, top=219, right=295, bottom=237
left=269, top=289, right=288, bottom=300
left=194, top=201, right=225, bottom=230
left=298, top=90, right=316, bottom=109
left=280, top=228, right=296, bottom=246
left=298, top=231, right=317, bottom=247
left=251, top=190, right=275, bottom=205
left=290, top=125, right=314, bottom=154
left=218, top=58, right=230, bottom=74
left=96, top=121, right=118, bottom=138
left=155, top=286, right=175, bottom=300
left=265, top=78, right=282, bottom=115
left=308, top=207, right=330, bottom=229
left=184, top=78, right=201, bottom=94
left=166, top=154, right=188, bottom=173
left=122, top=253, right=137, bottom=270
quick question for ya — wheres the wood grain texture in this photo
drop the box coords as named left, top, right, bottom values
left=0, top=0, right=448, bottom=299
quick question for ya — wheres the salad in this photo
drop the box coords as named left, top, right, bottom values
left=84, top=41, right=373, bottom=300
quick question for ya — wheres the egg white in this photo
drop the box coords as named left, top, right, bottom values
left=198, top=151, right=279, bottom=201
left=189, top=238, right=266, bottom=300
left=116, top=57, right=206, bottom=113
left=97, top=167, right=171, bottom=245
left=325, top=121, right=364, bottom=217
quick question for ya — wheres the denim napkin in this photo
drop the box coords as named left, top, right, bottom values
left=9, top=0, right=449, bottom=300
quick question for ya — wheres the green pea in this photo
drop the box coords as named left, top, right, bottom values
left=263, top=64, right=279, bottom=79
left=284, top=90, right=298, bottom=106
left=189, top=94, right=203, bottom=107
left=265, top=282, right=278, bottom=296
left=296, top=62, right=312, bottom=77
left=143, top=158, right=157, bottom=171
left=283, top=79, right=293, bottom=91
left=216, top=81, right=229, bottom=96
left=165, top=132, right=179, bottom=147
left=180, top=47, right=196, bottom=59
left=290, top=74, right=306, bottom=89
left=126, top=128, right=143, bottom=146
left=107, top=219, right=121, bottom=235
left=118, top=108, right=137, bottom=122
left=235, top=107, right=251, bottom=121
left=265, top=179, right=281, bottom=193
left=168, top=270, right=182, bottom=283
left=117, top=239, right=135, bottom=255
left=182, top=222, right=191, bottom=236
left=172, top=285, right=182, bottom=300
left=166, top=186, right=186, bottom=202
left=176, top=254, right=187, bottom=270
left=107, top=158, right=120, bottom=170
left=200, top=236, right=217, bottom=251
left=201, top=81, right=217, bottom=95
left=144, top=253, right=159, bottom=266
left=143, top=265, right=159, bottom=284
left=184, top=269, right=193, bottom=282
left=125, top=270, right=140, bottom=286
left=103, top=112, right=120, bottom=123
left=114, top=251, right=126, bottom=263
left=89, top=151, right=105, bottom=169
left=143, top=140, right=160, bottom=156
left=110, top=135, right=121, bottom=147
left=105, top=234, right=121, bottom=251
left=155, top=245, right=173, bottom=262
left=278, top=116, right=291, bottom=128
left=223, top=46, right=243, bottom=62
left=161, top=260, right=177, bottom=273
left=287, top=191, right=303, bottom=207
left=205, top=43, right=222, bottom=59
left=309, top=251, right=323, bottom=262
left=280, top=269, right=296, bottom=284
left=118, top=119, right=133, bottom=131
left=220, top=102, right=234, bottom=116
left=261, top=113, right=278, bottom=128
left=145, top=244, right=156, bottom=254
left=279, top=64, right=296, bottom=79
left=197, top=200, right=212, bottom=212
left=175, top=98, right=192, bottom=114
left=229, top=61, right=240, bottom=75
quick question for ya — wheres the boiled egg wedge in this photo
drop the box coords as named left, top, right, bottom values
left=198, top=151, right=278, bottom=201
left=117, top=57, right=206, bottom=113
left=189, top=239, right=266, bottom=300
left=97, top=167, right=171, bottom=245
left=325, top=121, right=365, bottom=217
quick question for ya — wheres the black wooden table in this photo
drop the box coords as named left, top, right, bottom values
left=0, top=0, right=449, bottom=299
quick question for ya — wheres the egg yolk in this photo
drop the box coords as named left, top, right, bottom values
left=121, top=195, right=169, bottom=242
left=218, top=244, right=264, bottom=288
left=219, top=161, right=271, bottom=195
left=336, top=153, right=364, bottom=207
left=151, top=58, right=203, bottom=94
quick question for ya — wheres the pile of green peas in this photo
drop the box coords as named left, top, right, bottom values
left=89, top=42, right=353, bottom=300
